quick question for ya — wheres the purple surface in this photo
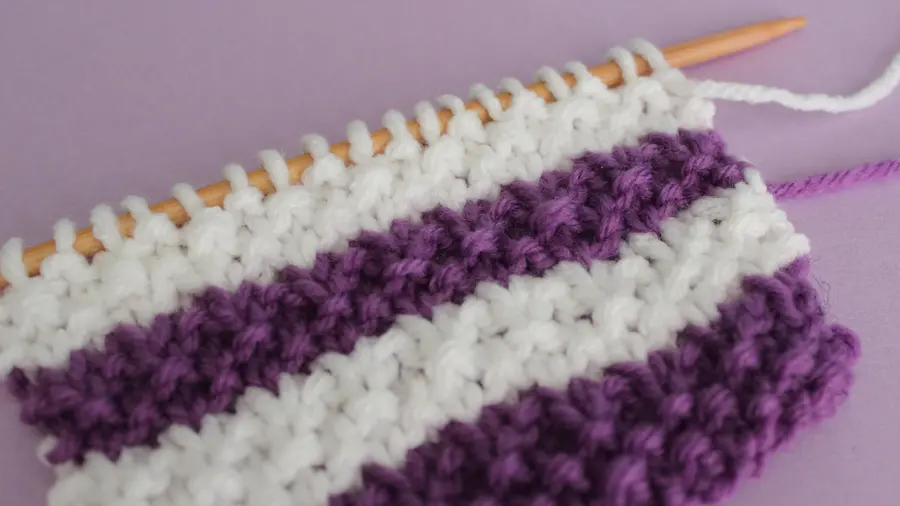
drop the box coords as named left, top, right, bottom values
left=9, top=129, right=744, bottom=466
left=0, top=2, right=899, bottom=505
left=331, top=258, right=859, bottom=506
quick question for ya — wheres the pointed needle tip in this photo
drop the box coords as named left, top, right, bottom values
left=777, top=16, right=808, bottom=34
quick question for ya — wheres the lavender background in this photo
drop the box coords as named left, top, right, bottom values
left=1, top=2, right=898, bottom=505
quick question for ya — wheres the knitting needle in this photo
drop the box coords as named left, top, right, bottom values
left=2, top=16, right=806, bottom=290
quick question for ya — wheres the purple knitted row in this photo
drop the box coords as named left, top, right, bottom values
left=8, top=129, right=746, bottom=465
left=329, top=258, right=860, bottom=506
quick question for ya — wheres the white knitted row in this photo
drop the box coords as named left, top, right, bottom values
left=47, top=171, right=810, bottom=506
left=0, top=53, right=714, bottom=374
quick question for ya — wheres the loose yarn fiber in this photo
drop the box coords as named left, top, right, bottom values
left=0, top=40, right=896, bottom=506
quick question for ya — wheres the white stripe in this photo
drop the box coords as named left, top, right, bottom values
left=47, top=171, right=809, bottom=506
left=0, top=68, right=713, bottom=373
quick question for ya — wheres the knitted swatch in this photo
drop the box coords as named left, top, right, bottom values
left=0, top=42, right=868, bottom=506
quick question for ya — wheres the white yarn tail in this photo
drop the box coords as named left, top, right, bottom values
left=694, top=53, right=900, bottom=113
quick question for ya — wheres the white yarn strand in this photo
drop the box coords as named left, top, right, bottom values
left=696, top=52, right=900, bottom=112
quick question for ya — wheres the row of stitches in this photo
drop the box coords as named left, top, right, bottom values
left=9, top=130, right=745, bottom=466
left=331, top=257, right=860, bottom=506
left=0, top=68, right=714, bottom=374
left=44, top=170, right=810, bottom=506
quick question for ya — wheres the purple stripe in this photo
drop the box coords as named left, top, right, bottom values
left=329, top=258, right=859, bottom=506
left=8, top=129, right=746, bottom=465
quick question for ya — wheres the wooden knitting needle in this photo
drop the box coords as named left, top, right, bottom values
left=2, top=16, right=806, bottom=290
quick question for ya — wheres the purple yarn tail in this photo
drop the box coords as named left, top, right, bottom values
left=768, top=159, right=900, bottom=201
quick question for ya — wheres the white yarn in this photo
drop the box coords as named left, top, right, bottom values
left=0, top=239, right=27, bottom=286
left=696, top=52, right=900, bottom=112
left=46, top=172, right=810, bottom=506
left=0, top=57, right=713, bottom=374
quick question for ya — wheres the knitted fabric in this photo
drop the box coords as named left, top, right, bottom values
left=0, top=42, right=865, bottom=506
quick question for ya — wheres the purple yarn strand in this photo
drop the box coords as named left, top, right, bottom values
left=7, top=129, right=747, bottom=465
left=768, top=158, right=900, bottom=200
left=329, top=258, right=860, bottom=506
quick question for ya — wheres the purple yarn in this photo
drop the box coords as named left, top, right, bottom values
left=329, top=258, right=860, bottom=506
left=7, top=129, right=747, bottom=465
left=768, top=158, right=900, bottom=200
